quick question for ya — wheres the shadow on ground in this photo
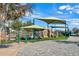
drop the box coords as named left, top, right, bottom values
left=53, top=40, right=79, bottom=47
left=0, top=44, right=12, bottom=48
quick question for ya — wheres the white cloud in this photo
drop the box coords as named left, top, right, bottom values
left=76, top=10, right=79, bottom=14
left=25, top=11, right=30, bottom=16
left=31, top=14, right=42, bottom=18
left=25, top=10, right=43, bottom=18
left=57, top=11, right=63, bottom=14
left=59, top=5, right=66, bottom=10
left=72, top=22, right=79, bottom=25
left=69, top=11, right=73, bottom=14
left=59, top=5, right=72, bottom=10
left=72, top=20, right=79, bottom=23
left=58, top=4, right=79, bottom=14
left=69, top=5, right=79, bottom=14
left=58, top=5, right=73, bottom=14
left=73, top=9, right=79, bottom=14
left=69, top=19, right=79, bottom=25
left=66, top=7, right=73, bottom=10
left=74, top=5, right=79, bottom=9
left=31, top=11, right=43, bottom=18
left=25, top=14, right=42, bottom=18
left=72, top=5, right=79, bottom=14
left=63, top=19, right=79, bottom=29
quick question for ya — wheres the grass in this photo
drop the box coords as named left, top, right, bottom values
left=22, top=35, right=69, bottom=43
left=0, top=40, right=16, bottom=44
left=53, top=36, right=68, bottom=40
left=0, top=35, right=69, bottom=44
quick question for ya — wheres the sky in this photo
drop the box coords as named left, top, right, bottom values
left=20, top=3, right=79, bottom=30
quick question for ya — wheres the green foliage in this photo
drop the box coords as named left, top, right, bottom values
left=0, top=40, right=16, bottom=44
left=7, top=4, right=25, bottom=20
left=72, top=28, right=79, bottom=35
left=23, top=20, right=33, bottom=26
left=11, top=20, right=23, bottom=30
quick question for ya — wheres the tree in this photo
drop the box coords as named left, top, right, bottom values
left=0, top=3, right=33, bottom=41
left=23, top=20, right=33, bottom=26
left=11, top=20, right=23, bottom=31
left=72, top=28, right=79, bottom=35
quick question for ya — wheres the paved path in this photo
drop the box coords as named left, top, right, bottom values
left=0, top=42, right=27, bottom=56
left=17, top=40, right=79, bottom=56
left=67, top=36, right=79, bottom=42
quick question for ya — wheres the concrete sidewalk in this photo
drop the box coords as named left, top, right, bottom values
left=0, top=42, right=31, bottom=56
left=67, top=36, right=79, bottom=42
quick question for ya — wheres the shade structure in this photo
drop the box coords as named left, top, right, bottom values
left=21, top=25, right=45, bottom=30
left=21, top=25, right=45, bottom=39
left=36, top=17, right=66, bottom=38
left=51, top=26, right=67, bottom=28
left=37, top=17, right=66, bottom=24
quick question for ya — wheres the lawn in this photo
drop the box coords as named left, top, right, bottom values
left=0, top=40, right=16, bottom=44
left=22, top=35, right=69, bottom=43
left=0, top=35, right=69, bottom=44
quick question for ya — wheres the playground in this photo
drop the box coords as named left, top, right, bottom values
left=0, top=3, right=79, bottom=56
left=0, top=16, right=70, bottom=56
left=0, top=16, right=72, bottom=56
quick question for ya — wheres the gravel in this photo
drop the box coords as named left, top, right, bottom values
left=17, top=40, right=79, bottom=56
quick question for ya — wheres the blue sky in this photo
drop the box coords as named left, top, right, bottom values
left=20, top=3, right=79, bottom=30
